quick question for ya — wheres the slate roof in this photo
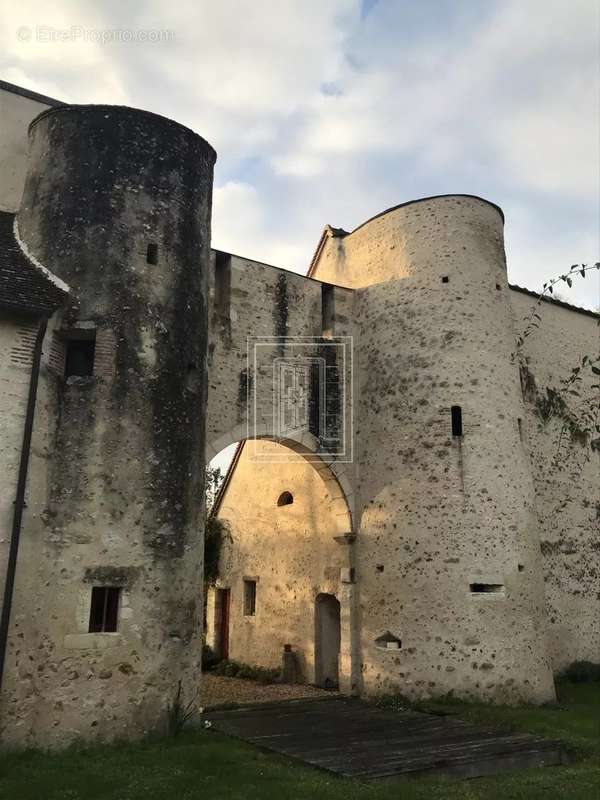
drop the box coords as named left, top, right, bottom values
left=0, top=211, right=68, bottom=316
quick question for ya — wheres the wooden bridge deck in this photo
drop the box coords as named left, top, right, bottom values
left=206, top=696, right=569, bottom=781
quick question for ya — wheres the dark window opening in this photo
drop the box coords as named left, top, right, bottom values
left=88, top=586, right=121, bottom=632
left=376, top=564, right=384, bottom=573
left=518, top=564, right=525, bottom=572
left=517, top=418, right=524, bottom=442
left=441, top=276, right=449, bottom=283
left=65, top=334, right=96, bottom=378
left=451, top=405, right=463, bottom=437
left=214, top=250, right=232, bottom=319
left=277, top=491, right=294, bottom=507
left=321, top=283, right=335, bottom=339
left=495, top=282, right=502, bottom=290
left=243, top=579, right=256, bottom=616
left=469, top=583, right=504, bottom=594
left=146, top=243, right=158, bottom=265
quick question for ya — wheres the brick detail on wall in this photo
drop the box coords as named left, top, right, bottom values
left=47, top=330, right=66, bottom=374
left=9, top=319, right=38, bottom=368
left=93, top=327, right=116, bottom=379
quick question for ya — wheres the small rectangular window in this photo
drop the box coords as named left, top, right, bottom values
left=451, top=405, right=463, bottom=437
left=243, top=579, right=256, bottom=616
left=146, top=243, right=158, bottom=265
left=88, top=586, right=121, bottom=632
left=65, top=333, right=96, bottom=378
left=441, top=276, right=449, bottom=283
left=469, top=583, right=504, bottom=594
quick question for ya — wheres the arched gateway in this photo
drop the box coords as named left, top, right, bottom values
left=1, top=92, right=597, bottom=749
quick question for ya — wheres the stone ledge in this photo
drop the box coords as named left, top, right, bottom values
left=64, top=633, right=122, bottom=650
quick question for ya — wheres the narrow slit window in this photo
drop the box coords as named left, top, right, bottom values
left=88, top=586, right=121, bottom=632
left=277, top=491, right=293, bottom=507
left=469, top=583, right=504, bottom=594
left=146, top=243, right=158, bottom=265
left=243, top=579, right=256, bottom=616
left=517, top=418, right=524, bottom=442
left=214, top=250, right=232, bottom=319
left=321, top=283, right=335, bottom=339
left=65, top=333, right=96, bottom=378
left=451, top=405, right=463, bottom=437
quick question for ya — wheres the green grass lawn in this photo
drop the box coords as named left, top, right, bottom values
left=0, top=681, right=599, bottom=800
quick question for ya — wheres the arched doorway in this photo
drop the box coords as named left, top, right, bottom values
left=314, top=593, right=341, bottom=689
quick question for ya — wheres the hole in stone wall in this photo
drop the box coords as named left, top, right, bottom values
left=376, top=564, right=384, bottom=573
left=517, top=417, right=524, bottom=442
left=277, top=491, right=294, bottom=507
left=88, top=586, right=121, bottom=632
left=518, top=564, right=525, bottom=572
left=243, top=579, right=256, bottom=616
left=495, top=283, right=502, bottom=290
left=451, top=405, right=463, bottom=437
left=65, top=332, right=96, bottom=378
left=375, top=631, right=402, bottom=650
left=146, top=243, right=158, bottom=265
left=469, top=583, right=504, bottom=594
left=441, top=276, right=449, bottom=283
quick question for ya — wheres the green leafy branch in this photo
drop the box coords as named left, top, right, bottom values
left=514, top=263, right=600, bottom=471
left=514, top=262, right=599, bottom=354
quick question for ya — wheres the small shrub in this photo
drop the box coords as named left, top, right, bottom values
left=167, top=680, right=198, bottom=737
left=204, top=517, right=229, bottom=585
left=559, top=660, right=600, bottom=683
left=213, top=659, right=280, bottom=683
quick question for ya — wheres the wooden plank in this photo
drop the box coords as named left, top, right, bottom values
left=205, top=696, right=569, bottom=781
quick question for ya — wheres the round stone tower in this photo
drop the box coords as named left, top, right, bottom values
left=7, top=106, right=215, bottom=744
left=313, top=195, right=555, bottom=704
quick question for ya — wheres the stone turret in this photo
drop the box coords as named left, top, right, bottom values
left=312, top=195, right=555, bottom=703
left=4, top=105, right=216, bottom=744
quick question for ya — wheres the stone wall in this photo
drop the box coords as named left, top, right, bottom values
left=0, top=85, right=54, bottom=213
left=0, top=314, right=43, bottom=612
left=206, top=439, right=354, bottom=689
left=215, top=197, right=597, bottom=706
left=206, top=251, right=354, bottom=461
left=510, top=291, right=599, bottom=673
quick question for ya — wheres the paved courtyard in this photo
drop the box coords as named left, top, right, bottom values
left=200, top=674, right=334, bottom=708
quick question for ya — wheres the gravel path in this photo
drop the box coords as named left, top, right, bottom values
left=200, top=674, right=334, bottom=708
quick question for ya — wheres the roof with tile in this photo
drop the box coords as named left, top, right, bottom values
left=0, top=211, right=68, bottom=316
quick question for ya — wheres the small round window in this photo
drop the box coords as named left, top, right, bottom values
left=277, top=491, right=294, bottom=507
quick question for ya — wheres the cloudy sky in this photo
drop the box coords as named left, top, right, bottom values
left=2, top=0, right=598, bottom=310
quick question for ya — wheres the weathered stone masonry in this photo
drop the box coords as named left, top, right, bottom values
left=211, top=200, right=598, bottom=706
left=0, top=80, right=598, bottom=747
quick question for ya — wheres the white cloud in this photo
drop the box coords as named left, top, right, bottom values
left=212, top=181, right=304, bottom=268
left=1, top=0, right=597, bottom=307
